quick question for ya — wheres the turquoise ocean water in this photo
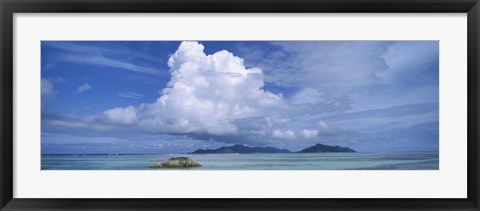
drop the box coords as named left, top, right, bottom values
left=41, top=152, right=438, bottom=170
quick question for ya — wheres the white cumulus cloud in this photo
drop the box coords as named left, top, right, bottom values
left=41, top=78, right=56, bottom=97
left=272, top=129, right=296, bottom=139
left=75, top=83, right=91, bottom=93
left=102, top=106, right=137, bottom=125
left=103, top=41, right=286, bottom=138
left=318, top=121, right=329, bottom=130
left=301, top=129, right=319, bottom=139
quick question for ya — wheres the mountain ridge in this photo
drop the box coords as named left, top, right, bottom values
left=190, top=144, right=291, bottom=154
left=299, top=143, right=356, bottom=153
left=190, top=143, right=356, bottom=154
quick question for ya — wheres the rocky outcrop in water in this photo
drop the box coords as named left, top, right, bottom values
left=150, top=157, right=201, bottom=168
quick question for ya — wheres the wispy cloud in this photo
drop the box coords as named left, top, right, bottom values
left=118, top=91, right=145, bottom=99
left=64, top=54, right=164, bottom=76
left=74, top=83, right=91, bottom=94
left=44, top=42, right=162, bottom=63
left=46, top=76, right=67, bottom=84
left=43, top=42, right=118, bottom=55
left=41, top=78, right=56, bottom=98
left=44, top=42, right=167, bottom=77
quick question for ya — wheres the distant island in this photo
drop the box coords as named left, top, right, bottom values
left=299, top=143, right=356, bottom=153
left=191, top=144, right=290, bottom=154
left=190, top=143, right=355, bottom=154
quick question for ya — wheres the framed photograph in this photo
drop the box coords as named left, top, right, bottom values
left=1, top=0, right=479, bottom=210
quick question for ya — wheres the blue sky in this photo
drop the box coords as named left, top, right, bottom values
left=41, top=41, right=439, bottom=154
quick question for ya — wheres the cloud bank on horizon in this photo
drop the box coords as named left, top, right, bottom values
left=41, top=41, right=439, bottom=154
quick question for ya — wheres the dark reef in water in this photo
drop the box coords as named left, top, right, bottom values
left=190, top=143, right=355, bottom=154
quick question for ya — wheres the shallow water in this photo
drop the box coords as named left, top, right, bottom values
left=41, top=152, right=438, bottom=170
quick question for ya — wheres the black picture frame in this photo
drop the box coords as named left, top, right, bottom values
left=1, top=0, right=479, bottom=210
